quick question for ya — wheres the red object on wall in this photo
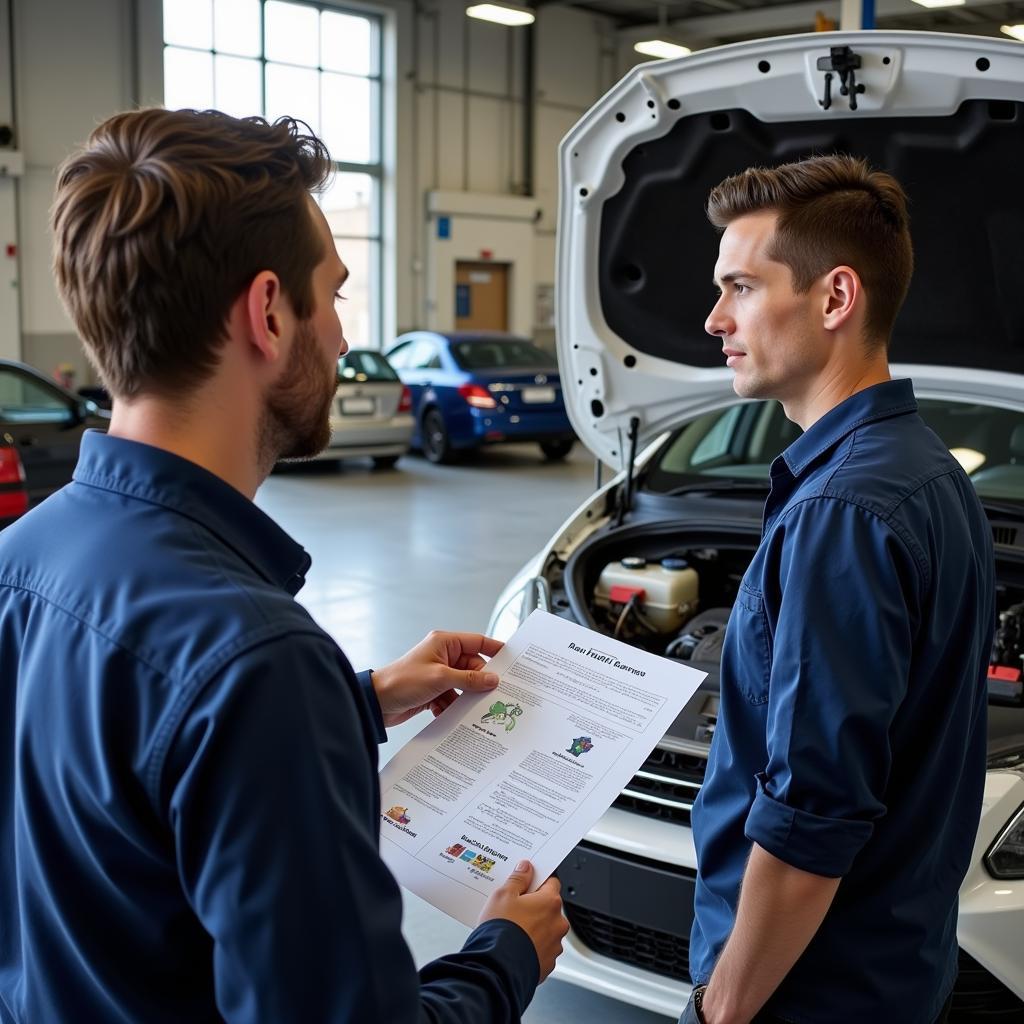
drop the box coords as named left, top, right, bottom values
left=479, top=249, right=493, bottom=260
left=5, top=244, right=15, bottom=258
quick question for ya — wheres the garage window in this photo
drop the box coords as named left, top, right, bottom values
left=162, top=0, right=383, bottom=349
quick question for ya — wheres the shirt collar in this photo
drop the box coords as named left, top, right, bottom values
left=779, top=378, right=918, bottom=479
left=72, top=431, right=311, bottom=595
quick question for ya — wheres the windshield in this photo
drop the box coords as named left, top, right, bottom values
left=451, top=339, right=556, bottom=371
left=645, top=398, right=1024, bottom=503
left=337, top=350, right=399, bottom=383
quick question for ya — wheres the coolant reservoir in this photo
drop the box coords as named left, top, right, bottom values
left=594, top=556, right=699, bottom=633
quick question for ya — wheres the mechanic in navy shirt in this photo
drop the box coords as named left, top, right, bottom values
left=0, top=109, right=567, bottom=1023
left=680, top=156, right=995, bottom=1024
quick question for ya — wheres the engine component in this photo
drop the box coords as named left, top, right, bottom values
left=666, top=609, right=730, bottom=661
left=594, top=556, right=699, bottom=634
left=990, top=602, right=1024, bottom=705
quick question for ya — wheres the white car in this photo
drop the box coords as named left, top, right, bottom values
left=488, top=30, right=1024, bottom=1021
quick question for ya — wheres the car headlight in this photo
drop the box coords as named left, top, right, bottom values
left=986, top=801, right=1024, bottom=879
left=488, top=576, right=551, bottom=642
left=490, top=586, right=528, bottom=642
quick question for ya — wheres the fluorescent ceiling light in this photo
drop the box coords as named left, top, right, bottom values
left=909, top=0, right=965, bottom=7
left=634, top=38, right=691, bottom=58
left=466, top=3, right=535, bottom=26
left=1001, top=24, right=1024, bottom=40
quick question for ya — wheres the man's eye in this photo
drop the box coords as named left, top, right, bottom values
left=734, top=283, right=748, bottom=294
left=334, top=292, right=347, bottom=302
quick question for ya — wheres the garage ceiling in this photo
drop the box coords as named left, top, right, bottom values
left=552, top=0, right=1024, bottom=47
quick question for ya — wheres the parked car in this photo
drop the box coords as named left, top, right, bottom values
left=307, top=348, right=413, bottom=469
left=384, top=331, right=576, bottom=463
left=487, top=31, right=1024, bottom=1022
left=0, top=359, right=109, bottom=529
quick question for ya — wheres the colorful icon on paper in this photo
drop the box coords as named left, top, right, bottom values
left=445, top=842, right=467, bottom=858
left=459, top=848, right=477, bottom=862
left=481, top=700, right=524, bottom=732
left=472, top=855, right=496, bottom=873
left=566, top=736, right=594, bottom=757
left=386, top=805, right=411, bottom=825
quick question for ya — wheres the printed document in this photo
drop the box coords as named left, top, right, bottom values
left=379, top=609, right=706, bottom=925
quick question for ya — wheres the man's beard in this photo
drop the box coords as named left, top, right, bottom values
left=258, top=319, right=335, bottom=471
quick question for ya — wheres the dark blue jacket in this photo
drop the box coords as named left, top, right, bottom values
left=0, top=432, right=538, bottom=1023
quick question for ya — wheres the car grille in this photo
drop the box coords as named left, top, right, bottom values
left=564, top=914, right=1024, bottom=1018
left=611, top=745, right=708, bottom=825
left=951, top=949, right=1024, bottom=1022
left=564, top=904, right=692, bottom=983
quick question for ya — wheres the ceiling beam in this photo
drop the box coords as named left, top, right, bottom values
left=624, top=0, right=1024, bottom=42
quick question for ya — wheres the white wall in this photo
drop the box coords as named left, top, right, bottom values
left=424, top=190, right=537, bottom=334
left=12, top=0, right=136, bottom=381
left=396, top=0, right=617, bottom=340
left=3, top=0, right=619, bottom=376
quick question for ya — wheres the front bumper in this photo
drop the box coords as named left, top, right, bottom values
left=957, top=770, right=1024, bottom=1002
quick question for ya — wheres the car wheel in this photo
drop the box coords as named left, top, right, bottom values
left=422, top=409, right=456, bottom=464
left=540, top=439, right=574, bottom=461
left=372, top=455, right=400, bottom=470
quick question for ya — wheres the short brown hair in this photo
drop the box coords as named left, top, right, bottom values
left=52, top=108, right=332, bottom=399
left=706, top=154, right=913, bottom=344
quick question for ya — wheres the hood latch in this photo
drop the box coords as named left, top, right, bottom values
left=817, top=46, right=866, bottom=111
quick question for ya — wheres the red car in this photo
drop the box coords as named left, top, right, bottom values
left=0, top=359, right=109, bottom=529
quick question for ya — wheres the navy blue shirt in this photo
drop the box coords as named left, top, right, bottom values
left=690, top=379, right=995, bottom=1022
left=0, top=432, right=538, bottom=1023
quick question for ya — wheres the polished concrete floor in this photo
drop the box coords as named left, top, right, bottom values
left=256, top=443, right=674, bottom=1023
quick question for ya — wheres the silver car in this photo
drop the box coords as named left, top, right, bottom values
left=315, top=349, right=414, bottom=469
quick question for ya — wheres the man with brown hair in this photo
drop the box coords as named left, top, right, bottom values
left=0, top=108, right=567, bottom=1023
left=680, top=155, right=994, bottom=1023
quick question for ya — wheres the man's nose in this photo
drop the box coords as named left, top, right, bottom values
left=705, top=299, right=732, bottom=337
left=338, top=333, right=349, bottom=357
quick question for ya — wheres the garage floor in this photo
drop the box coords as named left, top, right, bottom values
left=257, top=444, right=675, bottom=1023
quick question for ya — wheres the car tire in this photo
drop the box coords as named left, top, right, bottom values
left=422, top=409, right=456, bottom=464
left=372, top=455, right=401, bottom=470
left=540, top=439, right=574, bottom=461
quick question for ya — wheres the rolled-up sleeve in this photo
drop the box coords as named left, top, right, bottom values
left=743, top=497, right=922, bottom=878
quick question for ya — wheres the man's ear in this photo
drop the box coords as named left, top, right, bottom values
left=822, top=266, right=862, bottom=334
left=244, top=271, right=287, bottom=364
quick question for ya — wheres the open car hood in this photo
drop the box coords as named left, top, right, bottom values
left=557, top=31, right=1024, bottom=467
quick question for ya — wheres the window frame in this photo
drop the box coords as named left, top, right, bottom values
left=161, top=0, right=385, bottom=350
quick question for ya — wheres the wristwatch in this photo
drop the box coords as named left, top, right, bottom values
left=693, top=985, right=708, bottom=1024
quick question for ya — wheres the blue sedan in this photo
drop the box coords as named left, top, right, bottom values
left=384, top=332, right=576, bottom=464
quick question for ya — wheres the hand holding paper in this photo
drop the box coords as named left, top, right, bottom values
left=379, top=610, right=707, bottom=925
left=478, top=860, right=569, bottom=981
left=371, top=630, right=503, bottom=726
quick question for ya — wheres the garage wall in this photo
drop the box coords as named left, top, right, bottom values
left=396, top=0, right=618, bottom=341
left=3, top=0, right=618, bottom=378
left=9, top=0, right=137, bottom=383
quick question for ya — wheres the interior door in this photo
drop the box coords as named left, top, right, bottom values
left=455, top=262, right=509, bottom=332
